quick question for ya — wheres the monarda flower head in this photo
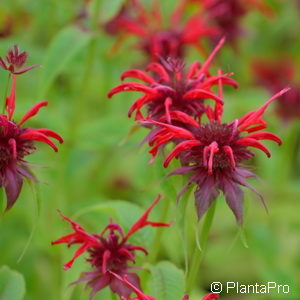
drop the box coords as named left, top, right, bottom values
left=0, top=69, right=63, bottom=210
left=146, top=87, right=290, bottom=224
left=52, top=195, right=169, bottom=299
left=111, top=272, right=219, bottom=300
left=0, top=45, right=39, bottom=75
left=108, top=38, right=238, bottom=122
left=103, top=0, right=217, bottom=61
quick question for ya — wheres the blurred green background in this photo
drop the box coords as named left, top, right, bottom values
left=0, top=0, right=300, bottom=299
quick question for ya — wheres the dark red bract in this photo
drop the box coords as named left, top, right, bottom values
left=52, top=195, right=169, bottom=299
left=0, top=74, right=63, bottom=210
left=108, top=38, right=238, bottom=122
left=146, top=87, right=289, bottom=224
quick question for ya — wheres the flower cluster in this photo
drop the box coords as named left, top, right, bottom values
left=0, top=46, right=63, bottom=210
left=109, top=35, right=288, bottom=224
left=108, top=38, right=238, bottom=122
left=52, top=195, right=169, bottom=299
left=145, top=88, right=288, bottom=224
left=2, top=2, right=293, bottom=300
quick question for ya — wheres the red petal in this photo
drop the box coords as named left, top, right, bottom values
left=184, top=89, right=223, bottom=104
left=118, top=248, right=135, bottom=263
left=202, top=293, right=219, bottom=300
left=51, top=232, right=79, bottom=245
left=110, top=272, right=155, bottom=300
left=121, top=69, right=155, bottom=84
left=236, top=138, right=271, bottom=157
left=186, top=61, right=201, bottom=80
left=34, top=128, right=64, bottom=143
left=8, top=138, right=17, bottom=159
left=19, top=130, right=59, bottom=152
left=196, top=37, right=225, bottom=77
left=223, top=145, right=236, bottom=168
left=245, top=131, right=282, bottom=145
left=119, top=19, right=147, bottom=36
left=13, top=64, right=40, bottom=74
left=198, top=74, right=239, bottom=90
left=164, top=97, right=172, bottom=123
left=158, top=110, right=200, bottom=128
left=63, top=243, right=91, bottom=270
left=145, top=63, right=170, bottom=82
left=164, top=140, right=202, bottom=167
left=18, top=101, right=48, bottom=126
left=238, top=88, right=290, bottom=132
left=125, top=194, right=169, bottom=240
left=150, top=121, right=196, bottom=139
left=206, top=141, right=219, bottom=174
left=108, top=82, right=158, bottom=98
left=127, top=245, right=148, bottom=255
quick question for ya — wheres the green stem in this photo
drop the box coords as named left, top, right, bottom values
left=185, top=200, right=217, bottom=293
left=148, top=196, right=171, bottom=264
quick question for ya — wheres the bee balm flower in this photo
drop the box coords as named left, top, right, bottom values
left=146, top=88, right=289, bottom=224
left=0, top=45, right=39, bottom=75
left=0, top=71, right=63, bottom=210
left=108, top=38, right=238, bottom=122
left=52, top=195, right=169, bottom=299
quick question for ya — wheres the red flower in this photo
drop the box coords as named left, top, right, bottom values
left=52, top=195, right=169, bottom=299
left=146, top=88, right=289, bottom=224
left=111, top=272, right=219, bottom=300
left=0, top=45, right=39, bottom=75
left=252, top=58, right=300, bottom=122
left=0, top=74, right=63, bottom=210
left=103, top=0, right=217, bottom=61
left=108, top=38, right=238, bottom=122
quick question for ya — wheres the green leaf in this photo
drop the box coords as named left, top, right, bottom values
left=0, top=266, right=26, bottom=300
left=99, top=0, right=124, bottom=23
left=38, top=26, right=91, bottom=97
left=149, top=261, right=185, bottom=300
